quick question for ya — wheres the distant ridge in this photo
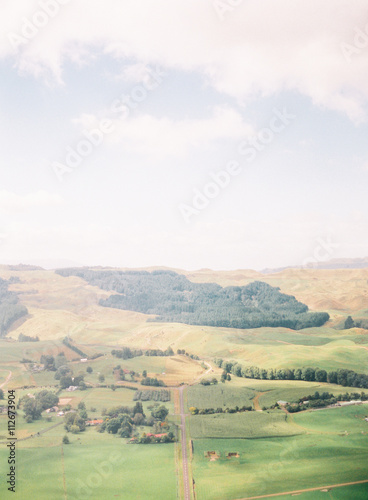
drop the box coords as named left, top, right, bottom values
left=262, top=257, right=368, bottom=274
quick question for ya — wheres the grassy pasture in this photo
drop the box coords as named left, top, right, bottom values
left=3, top=269, right=368, bottom=375
left=257, top=383, right=367, bottom=408
left=4, top=268, right=368, bottom=374
left=187, top=384, right=256, bottom=410
left=0, top=430, right=176, bottom=499
left=188, top=409, right=302, bottom=439
left=272, top=483, right=368, bottom=500
left=192, top=432, right=368, bottom=500
left=293, top=404, right=368, bottom=434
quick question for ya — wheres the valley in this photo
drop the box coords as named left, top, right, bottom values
left=0, top=266, right=368, bottom=499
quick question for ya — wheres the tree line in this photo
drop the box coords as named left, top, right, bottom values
left=0, top=277, right=28, bottom=336
left=284, top=390, right=368, bottom=413
left=18, top=333, right=39, bottom=342
left=215, top=359, right=368, bottom=388
left=133, top=390, right=171, bottom=402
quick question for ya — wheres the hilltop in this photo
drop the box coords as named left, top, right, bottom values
left=55, top=268, right=329, bottom=330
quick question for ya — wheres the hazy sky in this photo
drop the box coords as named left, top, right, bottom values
left=1, top=0, right=368, bottom=270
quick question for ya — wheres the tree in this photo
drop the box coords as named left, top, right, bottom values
left=98, top=374, right=105, bottom=383
left=106, top=417, right=121, bottom=434
left=60, top=376, right=73, bottom=389
left=62, top=435, right=70, bottom=444
left=40, top=354, right=55, bottom=371
left=64, top=413, right=86, bottom=432
left=301, top=367, right=315, bottom=382
left=133, top=402, right=145, bottom=417
left=327, top=370, right=338, bottom=384
left=86, top=366, right=93, bottom=373
left=133, top=413, right=144, bottom=426
left=54, top=365, right=73, bottom=380
left=55, top=354, right=67, bottom=370
left=315, top=369, right=327, bottom=382
left=142, top=370, right=147, bottom=378
left=23, top=398, right=42, bottom=421
left=0, top=388, right=4, bottom=399
left=344, top=316, right=355, bottom=329
left=151, top=405, right=169, bottom=421
left=73, top=375, right=85, bottom=386
left=35, top=390, right=59, bottom=411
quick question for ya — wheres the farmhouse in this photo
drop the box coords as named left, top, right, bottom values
left=338, top=400, right=362, bottom=407
left=80, top=358, right=88, bottom=362
left=46, top=406, right=59, bottom=413
left=86, top=419, right=104, bottom=426
left=277, top=400, right=289, bottom=406
left=146, top=433, right=168, bottom=438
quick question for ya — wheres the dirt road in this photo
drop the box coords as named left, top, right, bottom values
left=179, top=385, right=191, bottom=500
left=0, top=370, right=12, bottom=388
left=237, top=479, right=368, bottom=500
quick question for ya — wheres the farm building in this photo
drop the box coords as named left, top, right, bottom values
left=46, top=406, right=59, bottom=413
left=86, top=419, right=104, bottom=426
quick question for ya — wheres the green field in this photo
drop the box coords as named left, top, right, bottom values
left=257, top=382, right=366, bottom=408
left=190, top=404, right=368, bottom=499
left=1, top=267, right=368, bottom=499
left=273, top=483, right=368, bottom=500
left=0, top=433, right=176, bottom=499
left=187, top=384, right=256, bottom=411
left=188, top=409, right=302, bottom=439
left=0, top=384, right=177, bottom=499
left=192, top=432, right=368, bottom=500
left=293, top=403, right=368, bottom=434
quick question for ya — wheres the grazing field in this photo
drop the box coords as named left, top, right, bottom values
left=119, top=354, right=205, bottom=385
left=1, top=267, right=368, bottom=499
left=192, top=432, right=368, bottom=500
left=293, top=404, right=368, bottom=434
left=0, top=433, right=176, bottom=499
left=257, top=382, right=366, bottom=408
left=271, top=483, right=368, bottom=500
left=187, top=384, right=256, bottom=410
left=188, top=410, right=302, bottom=439
left=2, top=268, right=368, bottom=375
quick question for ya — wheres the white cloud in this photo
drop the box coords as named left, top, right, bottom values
left=74, top=106, right=254, bottom=158
left=1, top=1, right=368, bottom=120
left=0, top=190, right=64, bottom=212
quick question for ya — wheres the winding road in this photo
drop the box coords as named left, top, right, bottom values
left=0, top=370, right=12, bottom=388
left=178, top=385, right=191, bottom=500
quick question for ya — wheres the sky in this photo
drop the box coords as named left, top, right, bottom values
left=0, top=0, right=368, bottom=271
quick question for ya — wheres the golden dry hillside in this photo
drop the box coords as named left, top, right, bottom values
left=1, top=266, right=368, bottom=359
